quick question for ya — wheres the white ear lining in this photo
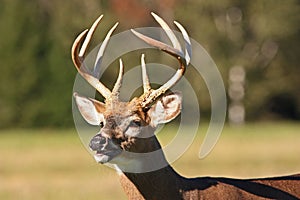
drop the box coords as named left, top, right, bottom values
left=148, top=92, right=182, bottom=127
left=151, top=101, right=165, bottom=126
left=74, top=94, right=103, bottom=126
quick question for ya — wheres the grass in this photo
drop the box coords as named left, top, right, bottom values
left=0, top=122, right=299, bottom=200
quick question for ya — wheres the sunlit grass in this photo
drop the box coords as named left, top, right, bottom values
left=168, top=122, right=300, bottom=178
left=0, top=129, right=126, bottom=200
left=0, top=122, right=299, bottom=200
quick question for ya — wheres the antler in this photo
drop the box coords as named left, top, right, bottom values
left=72, top=13, right=191, bottom=106
left=131, top=12, right=192, bottom=107
left=71, top=15, right=123, bottom=101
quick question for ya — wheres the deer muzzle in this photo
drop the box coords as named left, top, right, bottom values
left=89, top=133, right=122, bottom=164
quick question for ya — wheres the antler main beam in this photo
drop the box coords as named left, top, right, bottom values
left=131, top=12, right=192, bottom=107
left=71, top=15, right=120, bottom=100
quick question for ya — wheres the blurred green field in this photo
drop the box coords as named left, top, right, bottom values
left=0, top=122, right=299, bottom=200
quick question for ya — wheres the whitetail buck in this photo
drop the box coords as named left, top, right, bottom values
left=71, top=13, right=300, bottom=200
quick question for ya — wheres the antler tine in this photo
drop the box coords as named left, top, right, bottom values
left=79, top=15, right=103, bottom=58
left=111, top=59, right=124, bottom=98
left=131, top=29, right=184, bottom=59
left=71, top=29, right=89, bottom=73
left=71, top=15, right=119, bottom=100
left=141, top=54, right=151, bottom=93
left=93, top=22, right=119, bottom=77
left=174, top=21, right=191, bottom=65
left=131, top=13, right=191, bottom=107
left=151, top=12, right=182, bottom=52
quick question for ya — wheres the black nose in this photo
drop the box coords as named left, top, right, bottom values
left=89, top=134, right=107, bottom=151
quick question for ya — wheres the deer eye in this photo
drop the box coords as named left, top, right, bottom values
left=99, top=121, right=104, bottom=128
left=130, top=120, right=141, bottom=127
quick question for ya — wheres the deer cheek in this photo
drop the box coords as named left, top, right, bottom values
left=120, top=137, right=136, bottom=152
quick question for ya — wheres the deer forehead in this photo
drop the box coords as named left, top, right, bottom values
left=102, top=101, right=147, bottom=125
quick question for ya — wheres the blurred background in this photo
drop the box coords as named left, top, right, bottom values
left=0, top=0, right=299, bottom=199
left=1, top=0, right=300, bottom=127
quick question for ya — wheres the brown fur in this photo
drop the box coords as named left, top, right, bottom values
left=77, top=94, right=300, bottom=199
left=119, top=164, right=300, bottom=200
left=88, top=96, right=300, bottom=199
left=117, top=127, right=300, bottom=200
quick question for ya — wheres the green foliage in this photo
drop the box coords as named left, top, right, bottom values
left=174, top=0, right=300, bottom=120
left=0, top=0, right=299, bottom=128
left=0, top=0, right=105, bottom=127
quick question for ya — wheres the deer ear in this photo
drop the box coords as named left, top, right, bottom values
left=148, top=92, right=182, bottom=127
left=73, top=93, right=105, bottom=126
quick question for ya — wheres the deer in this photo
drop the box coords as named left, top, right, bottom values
left=71, top=13, right=300, bottom=200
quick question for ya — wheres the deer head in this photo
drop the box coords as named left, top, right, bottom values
left=72, top=13, right=191, bottom=170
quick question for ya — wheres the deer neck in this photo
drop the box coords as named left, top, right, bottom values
left=116, top=135, right=184, bottom=199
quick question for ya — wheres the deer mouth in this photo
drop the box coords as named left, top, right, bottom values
left=94, top=151, right=112, bottom=163
left=93, top=149, right=122, bottom=164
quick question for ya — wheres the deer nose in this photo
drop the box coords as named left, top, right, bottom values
left=89, top=134, right=107, bottom=151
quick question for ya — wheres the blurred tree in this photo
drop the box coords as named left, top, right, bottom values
left=0, top=0, right=47, bottom=127
left=174, top=0, right=300, bottom=120
left=0, top=0, right=106, bottom=127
